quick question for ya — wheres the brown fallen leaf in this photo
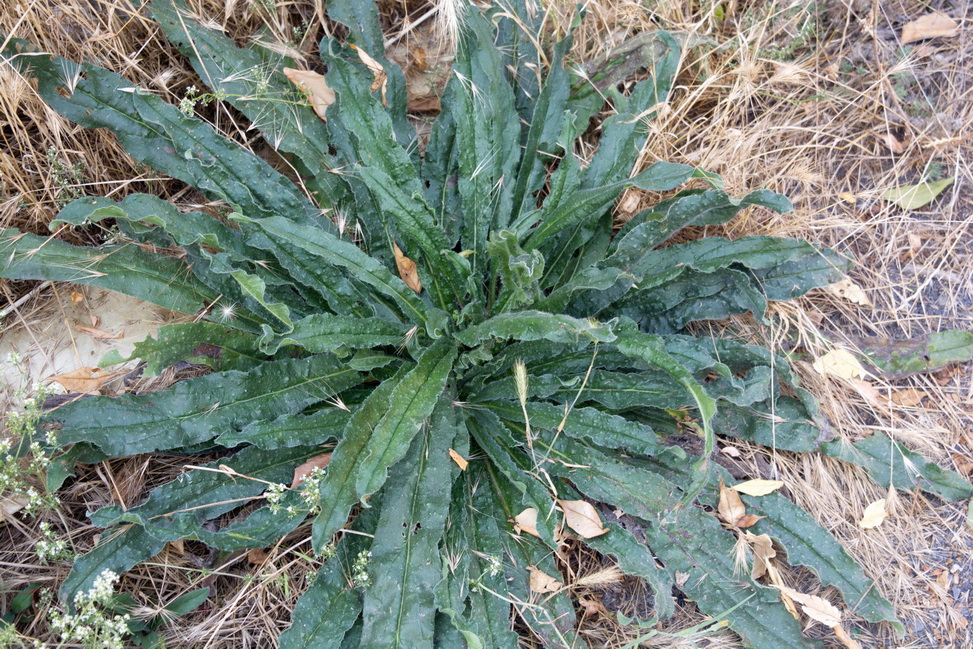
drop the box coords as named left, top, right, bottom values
left=825, top=278, right=872, bottom=306
left=291, top=452, right=332, bottom=488
left=718, top=478, right=746, bottom=525
left=1, top=494, right=30, bottom=522
left=745, top=532, right=776, bottom=580
left=45, top=366, right=120, bottom=394
left=513, top=508, right=541, bottom=538
left=70, top=290, right=84, bottom=304
left=775, top=585, right=843, bottom=626
left=951, top=453, right=973, bottom=477
left=169, top=539, right=186, bottom=555
left=283, top=68, right=336, bottom=122
left=448, top=448, right=468, bottom=471
left=850, top=379, right=883, bottom=406
left=812, top=349, right=866, bottom=380
left=901, top=12, right=959, bottom=44
left=875, top=132, right=907, bottom=154
left=735, top=513, right=767, bottom=529
left=859, top=498, right=888, bottom=529
left=890, top=388, right=927, bottom=407
left=350, top=44, right=388, bottom=105
left=76, top=324, right=124, bottom=340
left=558, top=499, right=608, bottom=539
left=528, top=565, right=562, bottom=593
left=247, top=547, right=271, bottom=565
left=731, top=479, right=785, bottom=497
left=393, top=242, right=422, bottom=293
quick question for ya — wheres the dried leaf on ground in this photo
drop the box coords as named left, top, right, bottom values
left=528, top=566, right=562, bottom=593
left=745, top=532, right=776, bottom=580
left=813, top=349, right=866, bottom=380
left=875, top=132, right=907, bottom=154
left=45, top=367, right=120, bottom=394
left=881, top=177, right=954, bottom=210
left=448, top=448, right=468, bottom=471
left=350, top=44, right=387, bottom=105
left=901, top=12, right=960, bottom=44
left=76, top=324, right=123, bottom=340
left=825, top=278, right=872, bottom=306
left=718, top=478, right=746, bottom=525
left=735, top=513, right=766, bottom=528
left=283, top=68, right=335, bottom=122
left=291, top=453, right=332, bottom=488
left=70, top=290, right=84, bottom=304
left=0, top=494, right=30, bottom=522
left=247, top=547, right=271, bottom=565
left=732, top=479, right=785, bottom=497
left=775, top=585, right=843, bottom=626
left=558, top=499, right=608, bottom=538
left=859, top=498, right=888, bottom=529
left=513, top=508, right=541, bottom=538
left=890, top=388, right=927, bottom=406
left=393, top=242, right=422, bottom=293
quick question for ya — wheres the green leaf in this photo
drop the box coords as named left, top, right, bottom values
left=2, top=40, right=324, bottom=228
left=881, top=176, right=954, bottom=210
left=124, top=322, right=264, bottom=377
left=164, top=588, right=210, bottom=617
left=860, top=330, right=973, bottom=375
left=264, top=314, right=408, bottom=354
left=216, top=408, right=348, bottom=450
left=747, top=494, right=902, bottom=632
left=355, top=338, right=457, bottom=497
left=821, top=434, right=973, bottom=502
left=312, top=339, right=455, bottom=550
left=584, top=522, right=675, bottom=619
left=522, top=162, right=694, bottom=250
left=50, top=354, right=361, bottom=456
left=148, top=0, right=346, bottom=210
left=456, top=311, right=617, bottom=347
left=0, top=229, right=224, bottom=324
left=359, top=397, right=457, bottom=649
left=60, top=525, right=171, bottom=606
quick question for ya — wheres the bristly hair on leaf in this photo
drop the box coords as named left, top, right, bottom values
left=2, top=0, right=969, bottom=647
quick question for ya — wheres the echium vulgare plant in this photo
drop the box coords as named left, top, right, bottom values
left=2, top=1, right=971, bottom=647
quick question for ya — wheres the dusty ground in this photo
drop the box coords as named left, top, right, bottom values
left=1, top=0, right=972, bottom=647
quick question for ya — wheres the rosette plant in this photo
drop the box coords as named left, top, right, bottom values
left=2, top=1, right=970, bottom=647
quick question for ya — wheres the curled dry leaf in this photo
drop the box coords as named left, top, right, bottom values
left=76, top=324, right=124, bottom=340
left=774, top=585, right=843, bottom=627
left=247, top=547, right=271, bottom=565
left=1, top=494, right=30, bottom=522
left=528, top=566, right=562, bottom=593
left=350, top=44, right=388, bottom=106
left=513, top=507, right=541, bottom=538
left=875, top=132, right=907, bottom=154
left=283, top=68, right=336, bottom=122
left=393, top=242, right=422, bottom=294
left=291, top=452, right=332, bottom=488
left=448, top=448, right=468, bottom=471
left=731, top=479, right=785, bottom=497
left=890, top=388, right=927, bottom=407
left=859, top=498, right=888, bottom=529
left=901, top=12, right=960, bottom=44
left=735, top=513, right=766, bottom=528
left=558, top=499, right=608, bottom=539
left=745, top=531, right=776, bottom=580
left=812, top=349, right=866, bottom=380
left=718, top=478, right=746, bottom=525
left=45, top=366, right=121, bottom=394
left=825, top=278, right=872, bottom=306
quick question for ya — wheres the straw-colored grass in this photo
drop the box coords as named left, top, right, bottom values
left=2, top=1, right=970, bottom=647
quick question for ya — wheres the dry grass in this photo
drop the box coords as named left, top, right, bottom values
left=2, top=0, right=971, bottom=647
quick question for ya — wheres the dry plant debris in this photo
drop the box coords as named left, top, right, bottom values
left=1, top=0, right=971, bottom=648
